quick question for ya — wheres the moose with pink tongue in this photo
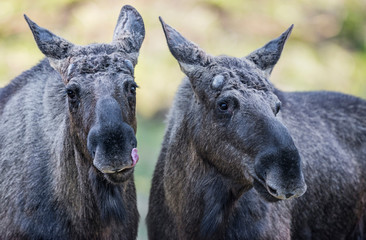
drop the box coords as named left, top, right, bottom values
left=0, top=5, right=145, bottom=239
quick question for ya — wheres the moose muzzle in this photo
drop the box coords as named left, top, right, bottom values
left=253, top=119, right=307, bottom=201
left=87, top=96, right=138, bottom=183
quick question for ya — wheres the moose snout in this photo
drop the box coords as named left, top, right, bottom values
left=91, top=145, right=139, bottom=174
left=254, top=148, right=307, bottom=201
left=87, top=96, right=138, bottom=181
left=88, top=124, right=137, bottom=174
left=264, top=174, right=307, bottom=200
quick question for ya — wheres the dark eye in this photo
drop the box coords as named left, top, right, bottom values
left=130, top=85, right=136, bottom=95
left=218, top=101, right=229, bottom=111
left=65, top=85, right=80, bottom=110
left=66, top=89, right=76, bottom=99
left=125, top=82, right=137, bottom=95
left=216, top=97, right=238, bottom=121
left=275, top=102, right=281, bottom=115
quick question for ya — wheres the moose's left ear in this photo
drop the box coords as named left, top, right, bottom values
left=112, top=5, right=145, bottom=65
left=245, top=25, right=293, bottom=77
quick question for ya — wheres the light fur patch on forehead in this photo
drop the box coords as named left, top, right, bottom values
left=66, top=52, right=134, bottom=78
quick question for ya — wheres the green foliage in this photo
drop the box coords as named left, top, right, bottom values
left=338, top=0, right=366, bottom=51
left=135, top=115, right=165, bottom=239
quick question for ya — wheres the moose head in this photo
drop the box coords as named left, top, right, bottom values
left=25, top=5, right=144, bottom=184
left=160, top=18, right=306, bottom=202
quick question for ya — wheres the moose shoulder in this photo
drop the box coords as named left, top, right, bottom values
left=0, top=5, right=144, bottom=239
left=147, top=18, right=366, bottom=240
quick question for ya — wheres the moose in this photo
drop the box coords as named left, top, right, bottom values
left=0, top=5, right=144, bottom=239
left=147, top=18, right=366, bottom=239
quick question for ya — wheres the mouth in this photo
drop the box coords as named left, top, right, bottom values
left=95, top=148, right=139, bottom=184
left=103, top=167, right=134, bottom=184
left=253, top=178, right=281, bottom=202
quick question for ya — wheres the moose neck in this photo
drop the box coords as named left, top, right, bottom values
left=51, top=117, right=95, bottom=219
left=164, top=118, right=245, bottom=238
left=51, top=115, right=130, bottom=231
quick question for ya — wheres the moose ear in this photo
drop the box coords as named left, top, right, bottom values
left=245, top=25, right=293, bottom=77
left=24, top=15, right=74, bottom=60
left=159, top=17, right=211, bottom=78
left=24, top=15, right=74, bottom=73
left=112, top=5, right=145, bottom=65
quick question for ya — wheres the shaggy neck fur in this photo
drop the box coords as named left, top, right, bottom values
left=51, top=113, right=130, bottom=233
left=164, top=117, right=247, bottom=239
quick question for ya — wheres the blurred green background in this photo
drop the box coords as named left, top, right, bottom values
left=0, top=0, right=365, bottom=239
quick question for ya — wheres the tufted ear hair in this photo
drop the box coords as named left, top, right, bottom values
left=24, top=14, right=74, bottom=72
left=112, top=5, right=145, bottom=65
left=159, top=17, right=212, bottom=79
left=245, top=25, right=293, bottom=77
left=24, top=15, right=74, bottom=60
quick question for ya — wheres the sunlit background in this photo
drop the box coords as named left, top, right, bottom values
left=1, top=0, right=365, bottom=239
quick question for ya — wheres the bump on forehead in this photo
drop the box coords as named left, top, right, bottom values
left=211, top=74, right=225, bottom=90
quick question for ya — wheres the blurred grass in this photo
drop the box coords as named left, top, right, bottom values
left=135, top=115, right=165, bottom=239
left=1, top=1, right=366, bottom=239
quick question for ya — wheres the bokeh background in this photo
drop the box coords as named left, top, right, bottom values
left=0, top=0, right=365, bottom=239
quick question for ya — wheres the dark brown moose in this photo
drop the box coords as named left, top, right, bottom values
left=0, top=5, right=144, bottom=239
left=147, top=17, right=366, bottom=240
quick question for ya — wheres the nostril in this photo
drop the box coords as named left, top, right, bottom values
left=255, top=170, right=266, bottom=183
left=285, top=193, right=294, bottom=199
left=267, top=185, right=278, bottom=195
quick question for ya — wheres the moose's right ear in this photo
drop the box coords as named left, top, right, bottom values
left=159, top=17, right=212, bottom=79
left=24, top=15, right=74, bottom=71
left=24, top=15, right=74, bottom=60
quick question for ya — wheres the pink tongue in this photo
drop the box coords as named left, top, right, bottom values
left=131, top=148, right=139, bottom=166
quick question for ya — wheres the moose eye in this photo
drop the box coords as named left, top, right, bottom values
left=130, top=85, right=136, bottom=95
left=66, top=89, right=76, bottom=99
left=216, top=97, right=238, bottom=121
left=275, top=102, right=281, bottom=115
left=125, top=82, right=138, bottom=95
left=65, top=85, right=80, bottom=109
left=216, top=97, right=239, bottom=117
left=218, top=101, right=229, bottom=111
